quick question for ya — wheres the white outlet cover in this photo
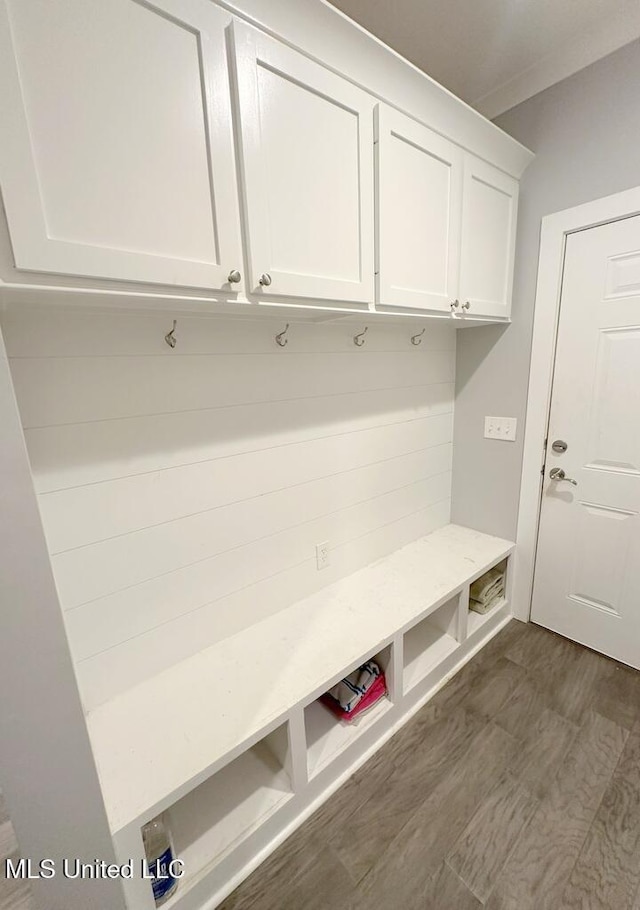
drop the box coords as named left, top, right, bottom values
left=316, top=541, right=330, bottom=570
left=484, top=416, right=517, bottom=442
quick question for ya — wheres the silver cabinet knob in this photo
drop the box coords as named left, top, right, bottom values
left=462, top=300, right=471, bottom=310
left=549, top=467, right=578, bottom=486
left=227, top=269, right=241, bottom=284
left=450, top=299, right=459, bottom=311
left=259, top=273, right=272, bottom=287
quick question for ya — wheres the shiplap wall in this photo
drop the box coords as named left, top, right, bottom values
left=2, top=309, right=455, bottom=710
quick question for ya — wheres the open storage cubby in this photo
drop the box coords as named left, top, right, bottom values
left=149, top=723, right=293, bottom=907
left=403, top=596, right=461, bottom=693
left=304, top=645, right=393, bottom=779
left=467, top=557, right=509, bottom=636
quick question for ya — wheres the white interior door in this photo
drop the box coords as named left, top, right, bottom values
left=0, top=0, right=243, bottom=291
left=532, top=214, right=640, bottom=669
left=232, top=21, right=375, bottom=304
left=375, top=105, right=462, bottom=312
left=458, top=155, right=517, bottom=319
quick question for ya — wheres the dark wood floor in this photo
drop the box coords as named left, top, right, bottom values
left=220, top=620, right=640, bottom=910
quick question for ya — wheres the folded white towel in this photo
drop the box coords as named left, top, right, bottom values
left=470, top=567, right=505, bottom=605
left=470, top=584, right=505, bottom=614
left=327, top=660, right=382, bottom=714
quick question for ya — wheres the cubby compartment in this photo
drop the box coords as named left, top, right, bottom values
left=467, top=558, right=509, bottom=636
left=149, top=724, right=293, bottom=906
left=403, top=596, right=461, bottom=693
left=304, top=646, right=393, bottom=779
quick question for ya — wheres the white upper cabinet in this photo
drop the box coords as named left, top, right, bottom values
left=375, top=105, right=463, bottom=313
left=0, top=0, right=243, bottom=291
left=458, top=155, right=518, bottom=319
left=0, top=0, right=527, bottom=318
left=232, top=22, right=375, bottom=304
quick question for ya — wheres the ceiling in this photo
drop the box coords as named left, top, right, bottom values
left=326, top=0, right=640, bottom=118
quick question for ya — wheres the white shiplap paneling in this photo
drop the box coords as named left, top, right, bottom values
left=2, top=310, right=456, bottom=709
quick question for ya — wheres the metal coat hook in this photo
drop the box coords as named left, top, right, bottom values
left=411, top=328, right=426, bottom=346
left=275, top=323, right=290, bottom=347
left=164, top=320, right=177, bottom=349
left=353, top=326, right=368, bottom=347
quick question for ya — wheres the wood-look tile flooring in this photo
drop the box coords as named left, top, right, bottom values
left=220, top=621, right=640, bottom=910
left=2, top=621, right=640, bottom=910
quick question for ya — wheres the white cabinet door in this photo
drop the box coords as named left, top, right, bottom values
left=232, top=22, right=375, bottom=304
left=375, top=105, right=463, bottom=312
left=458, top=155, right=518, bottom=319
left=0, top=0, right=243, bottom=291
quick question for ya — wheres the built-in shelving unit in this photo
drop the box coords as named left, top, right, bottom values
left=305, top=696, right=392, bottom=780
left=305, top=645, right=393, bottom=778
left=467, top=596, right=508, bottom=636
left=82, top=524, right=514, bottom=909
left=158, top=725, right=293, bottom=908
left=0, top=4, right=535, bottom=910
left=467, top=558, right=509, bottom=638
left=403, top=597, right=461, bottom=693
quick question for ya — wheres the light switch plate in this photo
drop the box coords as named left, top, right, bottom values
left=484, top=416, right=517, bottom=441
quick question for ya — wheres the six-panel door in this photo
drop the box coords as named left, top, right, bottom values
left=458, top=155, right=518, bottom=318
left=0, top=0, right=244, bottom=290
left=232, top=21, right=375, bottom=304
left=375, top=105, right=463, bottom=312
left=532, top=216, right=640, bottom=669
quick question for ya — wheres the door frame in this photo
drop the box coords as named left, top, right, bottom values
left=514, top=184, right=640, bottom=622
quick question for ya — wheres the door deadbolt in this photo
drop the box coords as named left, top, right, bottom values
left=551, top=439, right=568, bottom=453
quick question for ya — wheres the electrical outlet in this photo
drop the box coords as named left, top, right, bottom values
left=484, top=416, right=517, bottom=442
left=316, top=541, right=330, bottom=570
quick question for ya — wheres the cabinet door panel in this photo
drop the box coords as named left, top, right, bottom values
left=0, top=0, right=243, bottom=290
left=233, top=22, right=374, bottom=304
left=376, top=106, right=462, bottom=311
left=459, top=155, right=518, bottom=318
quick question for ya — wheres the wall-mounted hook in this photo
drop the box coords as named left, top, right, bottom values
left=275, top=323, right=290, bottom=347
left=411, top=328, right=426, bottom=346
left=164, top=320, right=177, bottom=349
left=353, top=326, right=368, bottom=347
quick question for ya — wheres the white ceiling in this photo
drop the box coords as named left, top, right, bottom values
left=326, top=0, right=640, bottom=118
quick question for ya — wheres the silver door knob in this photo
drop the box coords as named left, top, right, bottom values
left=450, top=299, right=459, bottom=311
left=462, top=300, right=471, bottom=310
left=549, top=467, right=577, bottom=486
left=227, top=269, right=241, bottom=284
left=259, top=273, right=272, bottom=287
